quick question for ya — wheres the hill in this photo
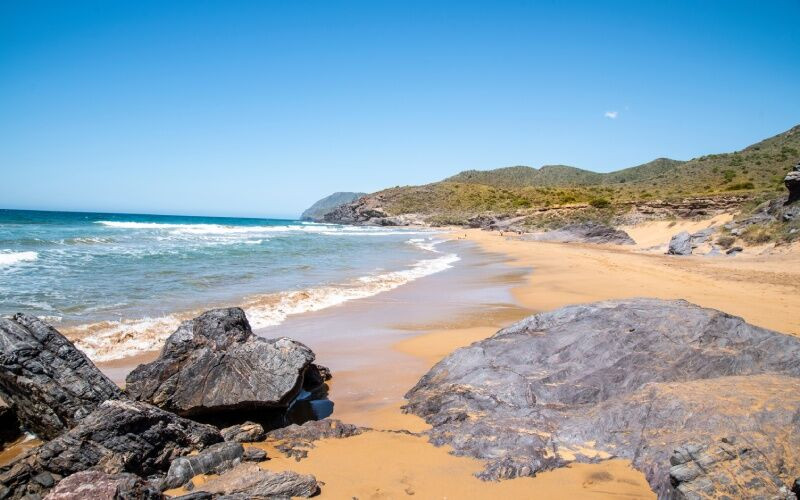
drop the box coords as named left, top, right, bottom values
left=300, top=192, right=366, bottom=221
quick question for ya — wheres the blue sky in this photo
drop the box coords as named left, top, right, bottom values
left=1, top=1, right=799, bottom=218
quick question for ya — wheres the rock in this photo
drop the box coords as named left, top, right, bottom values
left=0, top=394, right=22, bottom=444
left=241, top=448, right=267, bottom=462
left=667, top=231, right=692, bottom=255
left=785, top=162, right=800, bottom=204
left=522, top=222, right=635, bottom=245
left=266, top=418, right=365, bottom=460
left=669, top=438, right=797, bottom=500
left=404, top=299, right=800, bottom=498
left=0, top=314, right=123, bottom=440
left=221, top=422, right=265, bottom=443
left=125, top=308, right=318, bottom=427
left=0, top=400, right=222, bottom=499
left=726, top=246, right=743, bottom=255
left=688, top=227, right=715, bottom=246
left=161, top=442, right=244, bottom=490
left=191, top=463, right=318, bottom=498
left=300, top=192, right=366, bottom=222
left=42, top=470, right=163, bottom=500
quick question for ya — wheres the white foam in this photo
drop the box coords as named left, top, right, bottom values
left=95, top=220, right=434, bottom=237
left=0, top=251, right=38, bottom=267
left=70, top=250, right=459, bottom=362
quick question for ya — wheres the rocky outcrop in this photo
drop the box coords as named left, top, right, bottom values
left=300, top=192, right=366, bottom=222
left=125, top=308, right=318, bottom=427
left=189, top=463, right=318, bottom=498
left=522, top=222, right=635, bottom=245
left=404, top=298, right=800, bottom=498
left=221, top=422, right=265, bottom=443
left=785, top=162, right=800, bottom=204
left=43, top=470, right=164, bottom=500
left=0, top=314, right=123, bottom=440
left=321, top=195, right=424, bottom=226
left=669, top=438, right=796, bottom=500
left=0, top=399, right=222, bottom=499
left=161, top=442, right=244, bottom=490
left=668, top=231, right=692, bottom=255
left=266, top=418, right=364, bottom=460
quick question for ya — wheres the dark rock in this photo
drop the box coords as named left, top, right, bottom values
left=0, top=394, right=22, bottom=445
left=785, top=162, right=800, bottom=204
left=125, top=308, right=317, bottom=427
left=0, top=400, right=222, bottom=499
left=170, top=494, right=212, bottom=500
left=301, top=364, right=331, bottom=399
left=669, top=439, right=796, bottom=500
left=266, top=418, right=364, bottom=460
left=688, top=227, right=715, bottom=246
left=191, top=463, right=318, bottom=498
left=521, top=222, right=635, bottom=245
left=0, top=314, right=123, bottom=440
left=667, top=231, right=692, bottom=255
left=42, top=470, right=163, bottom=500
left=220, top=422, right=265, bottom=443
left=404, top=299, right=800, bottom=498
left=241, top=448, right=267, bottom=462
left=161, top=442, right=244, bottom=490
left=726, top=246, right=743, bottom=255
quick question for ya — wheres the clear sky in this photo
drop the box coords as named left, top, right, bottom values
left=1, top=1, right=799, bottom=218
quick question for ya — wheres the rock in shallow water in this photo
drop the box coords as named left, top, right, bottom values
left=0, top=314, right=123, bottom=440
left=404, top=298, right=800, bottom=499
left=125, top=308, right=320, bottom=426
left=0, top=399, right=222, bottom=499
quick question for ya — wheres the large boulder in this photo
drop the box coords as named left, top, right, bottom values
left=43, top=470, right=164, bottom=500
left=785, top=162, right=800, bottom=204
left=404, top=299, right=800, bottom=499
left=667, top=231, right=692, bottom=255
left=0, top=314, right=123, bottom=440
left=125, top=308, right=318, bottom=426
left=0, top=399, right=222, bottom=499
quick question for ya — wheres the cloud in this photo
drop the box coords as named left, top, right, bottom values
left=604, top=111, right=619, bottom=119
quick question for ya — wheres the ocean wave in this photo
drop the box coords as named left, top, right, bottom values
left=0, top=251, right=38, bottom=267
left=68, top=249, right=459, bottom=362
left=95, top=220, right=433, bottom=237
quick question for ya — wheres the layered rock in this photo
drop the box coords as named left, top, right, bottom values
left=125, top=308, right=318, bottom=426
left=189, top=463, right=318, bottom=498
left=266, top=418, right=364, bottom=460
left=0, top=399, right=222, bottom=499
left=221, top=422, right=265, bottom=443
left=43, top=470, right=164, bottom=500
left=161, top=441, right=244, bottom=490
left=404, top=298, right=800, bottom=498
left=0, top=314, right=123, bottom=440
left=522, top=222, right=635, bottom=245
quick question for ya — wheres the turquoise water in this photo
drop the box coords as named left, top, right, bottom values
left=0, top=209, right=456, bottom=361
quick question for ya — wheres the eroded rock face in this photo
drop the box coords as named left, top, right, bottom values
left=0, top=394, right=22, bottom=445
left=161, top=441, right=244, bottom=490
left=522, top=222, right=635, bottom=245
left=221, top=422, right=265, bottom=443
left=125, top=308, right=316, bottom=425
left=404, top=299, right=800, bottom=499
left=43, top=470, right=164, bottom=500
left=0, top=314, right=123, bottom=440
left=0, top=399, right=222, bottom=499
left=668, top=231, right=692, bottom=255
left=786, top=163, right=800, bottom=204
left=191, top=463, right=318, bottom=498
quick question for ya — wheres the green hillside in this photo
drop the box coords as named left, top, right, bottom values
left=372, top=124, right=800, bottom=221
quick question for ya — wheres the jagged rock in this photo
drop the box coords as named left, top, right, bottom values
left=161, top=442, right=244, bottom=490
left=522, top=222, right=635, bottom=245
left=125, top=308, right=317, bottom=427
left=726, top=246, right=743, bottom=255
left=669, top=438, right=796, bottom=500
left=221, top=422, right=265, bottom=443
left=688, top=227, right=715, bottom=246
left=0, top=400, right=222, bottom=499
left=43, top=470, right=163, bottom=500
left=191, top=463, right=318, bottom=498
left=0, top=394, right=22, bottom=444
left=785, top=162, right=800, bottom=204
left=667, top=231, right=692, bottom=255
left=404, top=299, right=800, bottom=498
left=300, top=192, right=366, bottom=222
left=266, top=419, right=365, bottom=460
left=0, top=314, right=123, bottom=440
left=241, top=448, right=267, bottom=462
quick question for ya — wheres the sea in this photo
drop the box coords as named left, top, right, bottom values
left=0, top=209, right=457, bottom=362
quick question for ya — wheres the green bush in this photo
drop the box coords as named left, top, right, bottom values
left=715, top=235, right=735, bottom=249
left=589, top=198, right=611, bottom=208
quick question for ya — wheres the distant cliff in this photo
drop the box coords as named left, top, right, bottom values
left=300, top=192, right=366, bottom=221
